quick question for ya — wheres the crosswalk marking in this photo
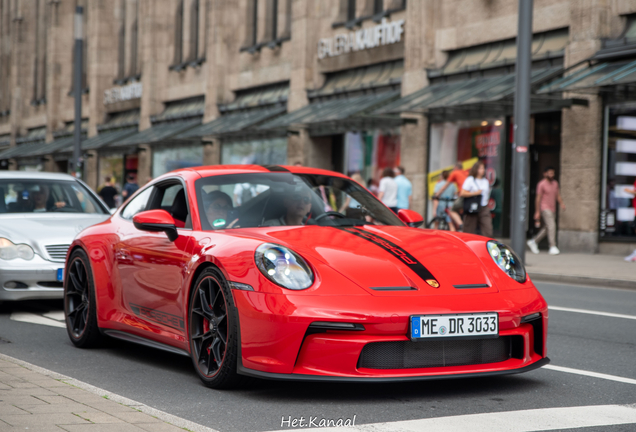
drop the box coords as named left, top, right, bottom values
left=269, top=404, right=636, bottom=432
left=549, top=305, right=636, bottom=320
left=10, top=312, right=66, bottom=328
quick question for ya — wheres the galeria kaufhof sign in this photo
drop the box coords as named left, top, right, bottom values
left=318, top=18, right=405, bottom=60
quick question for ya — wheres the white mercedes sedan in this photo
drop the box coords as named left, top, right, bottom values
left=0, top=172, right=110, bottom=302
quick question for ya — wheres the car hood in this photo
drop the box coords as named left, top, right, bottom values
left=254, top=225, right=497, bottom=295
left=0, top=213, right=110, bottom=262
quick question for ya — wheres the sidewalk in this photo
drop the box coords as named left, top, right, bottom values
left=0, top=353, right=217, bottom=432
left=525, top=252, right=636, bottom=289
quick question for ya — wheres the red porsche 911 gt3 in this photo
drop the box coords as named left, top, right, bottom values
left=63, top=165, right=549, bottom=389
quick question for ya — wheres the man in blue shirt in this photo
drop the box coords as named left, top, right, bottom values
left=393, top=166, right=412, bottom=210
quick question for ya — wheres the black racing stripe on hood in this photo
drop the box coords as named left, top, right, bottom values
left=336, top=227, right=437, bottom=283
left=263, top=165, right=290, bottom=172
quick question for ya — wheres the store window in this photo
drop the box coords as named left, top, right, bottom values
left=600, top=105, right=636, bottom=240
left=221, top=138, right=287, bottom=165
left=345, top=130, right=400, bottom=185
left=152, top=145, right=203, bottom=179
left=428, top=118, right=506, bottom=236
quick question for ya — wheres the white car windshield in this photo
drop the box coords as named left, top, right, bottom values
left=0, top=179, right=107, bottom=214
left=195, top=173, right=404, bottom=230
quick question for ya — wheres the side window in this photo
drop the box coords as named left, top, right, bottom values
left=155, top=183, right=190, bottom=228
left=121, top=187, right=154, bottom=220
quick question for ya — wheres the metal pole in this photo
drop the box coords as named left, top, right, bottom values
left=510, top=0, right=533, bottom=262
left=72, top=6, right=83, bottom=178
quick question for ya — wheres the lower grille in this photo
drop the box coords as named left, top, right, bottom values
left=358, top=337, right=512, bottom=369
left=45, top=244, right=70, bottom=262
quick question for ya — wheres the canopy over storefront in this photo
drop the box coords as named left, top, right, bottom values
left=260, top=60, right=404, bottom=136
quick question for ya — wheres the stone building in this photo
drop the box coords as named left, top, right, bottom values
left=1, top=0, right=636, bottom=254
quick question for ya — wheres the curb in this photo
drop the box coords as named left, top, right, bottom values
left=0, top=352, right=220, bottom=432
left=529, top=272, right=636, bottom=291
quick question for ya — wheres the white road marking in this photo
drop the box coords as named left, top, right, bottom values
left=270, top=405, right=636, bottom=432
left=42, top=310, right=65, bottom=321
left=549, top=305, right=636, bottom=320
left=544, top=364, right=636, bottom=385
left=10, top=312, right=66, bottom=328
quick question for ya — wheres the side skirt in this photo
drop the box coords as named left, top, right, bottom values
left=103, top=329, right=190, bottom=358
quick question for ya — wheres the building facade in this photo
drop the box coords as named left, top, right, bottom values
left=1, top=0, right=636, bottom=254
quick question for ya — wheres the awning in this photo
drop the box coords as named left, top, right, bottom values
left=176, top=106, right=287, bottom=139
left=376, top=67, right=580, bottom=118
left=219, top=82, right=289, bottom=113
left=309, top=60, right=403, bottom=99
left=15, top=126, right=46, bottom=145
left=430, top=29, right=568, bottom=77
left=538, top=60, right=636, bottom=94
left=261, top=90, right=401, bottom=133
left=0, top=142, right=43, bottom=159
left=107, top=119, right=201, bottom=149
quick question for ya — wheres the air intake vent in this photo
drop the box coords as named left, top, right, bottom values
left=358, top=337, right=515, bottom=369
left=45, top=244, right=70, bottom=262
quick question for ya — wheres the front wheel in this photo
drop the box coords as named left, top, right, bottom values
left=189, top=267, right=243, bottom=389
left=64, top=249, right=102, bottom=348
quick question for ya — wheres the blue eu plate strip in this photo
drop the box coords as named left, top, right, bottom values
left=57, top=268, right=64, bottom=282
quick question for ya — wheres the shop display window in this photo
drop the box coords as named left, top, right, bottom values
left=428, top=118, right=506, bottom=236
left=600, top=105, right=636, bottom=240
left=221, top=138, right=287, bottom=166
left=152, top=145, right=204, bottom=178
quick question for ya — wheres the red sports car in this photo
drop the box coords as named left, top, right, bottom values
left=63, top=165, right=549, bottom=388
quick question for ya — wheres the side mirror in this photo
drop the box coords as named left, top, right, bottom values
left=133, top=209, right=179, bottom=241
left=398, top=209, right=424, bottom=228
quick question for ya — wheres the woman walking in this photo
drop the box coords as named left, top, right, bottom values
left=460, top=161, right=493, bottom=237
left=378, top=167, right=398, bottom=213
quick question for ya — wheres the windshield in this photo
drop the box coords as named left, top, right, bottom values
left=0, top=179, right=107, bottom=214
left=195, top=173, right=404, bottom=230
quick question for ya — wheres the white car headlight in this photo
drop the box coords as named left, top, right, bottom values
left=0, top=238, right=35, bottom=261
left=486, top=241, right=526, bottom=283
left=255, top=243, right=314, bottom=290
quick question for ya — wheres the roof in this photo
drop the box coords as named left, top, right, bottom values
left=0, top=171, right=79, bottom=181
left=153, top=164, right=348, bottom=182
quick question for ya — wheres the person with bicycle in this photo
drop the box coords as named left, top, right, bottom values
left=434, top=161, right=468, bottom=231
left=431, top=169, right=457, bottom=231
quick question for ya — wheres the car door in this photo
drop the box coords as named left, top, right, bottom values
left=115, top=179, right=195, bottom=339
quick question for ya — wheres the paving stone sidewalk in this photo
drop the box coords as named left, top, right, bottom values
left=0, top=354, right=217, bottom=432
left=524, top=252, right=636, bottom=289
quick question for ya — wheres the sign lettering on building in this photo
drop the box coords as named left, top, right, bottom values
left=318, top=18, right=405, bottom=60
left=104, top=81, right=142, bottom=105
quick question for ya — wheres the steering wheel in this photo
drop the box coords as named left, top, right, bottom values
left=314, top=211, right=346, bottom=222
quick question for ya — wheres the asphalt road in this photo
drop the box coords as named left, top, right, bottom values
left=1, top=281, right=635, bottom=432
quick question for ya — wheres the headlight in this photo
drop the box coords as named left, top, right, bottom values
left=0, top=238, right=35, bottom=261
left=486, top=241, right=526, bottom=283
left=255, top=243, right=314, bottom=290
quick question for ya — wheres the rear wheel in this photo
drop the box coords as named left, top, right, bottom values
left=64, top=249, right=101, bottom=347
left=189, top=267, right=243, bottom=389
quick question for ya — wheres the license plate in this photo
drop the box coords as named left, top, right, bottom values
left=57, top=268, right=64, bottom=282
left=410, top=313, right=498, bottom=339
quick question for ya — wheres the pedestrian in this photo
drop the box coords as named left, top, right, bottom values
left=622, top=182, right=636, bottom=261
left=393, top=166, right=412, bottom=210
left=527, top=166, right=566, bottom=255
left=378, top=167, right=398, bottom=213
left=432, top=169, right=457, bottom=230
left=460, top=161, right=492, bottom=237
left=367, top=178, right=379, bottom=196
left=121, top=174, right=139, bottom=201
left=434, top=161, right=468, bottom=231
left=98, top=176, right=118, bottom=209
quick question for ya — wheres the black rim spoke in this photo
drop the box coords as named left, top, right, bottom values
left=211, top=337, right=223, bottom=367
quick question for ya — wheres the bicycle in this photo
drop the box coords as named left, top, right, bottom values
left=427, top=196, right=458, bottom=231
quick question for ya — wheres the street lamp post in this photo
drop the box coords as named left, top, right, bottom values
left=510, top=0, right=533, bottom=262
left=72, top=6, right=83, bottom=178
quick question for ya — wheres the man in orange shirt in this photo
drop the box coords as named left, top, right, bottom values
left=434, top=161, right=469, bottom=230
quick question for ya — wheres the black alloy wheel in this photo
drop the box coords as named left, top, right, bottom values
left=64, top=249, right=101, bottom=347
left=189, top=267, right=243, bottom=388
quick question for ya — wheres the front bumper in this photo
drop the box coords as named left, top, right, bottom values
left=0, top=257, right=65, bottom=301
left=233, top=288, right=549, bottom=380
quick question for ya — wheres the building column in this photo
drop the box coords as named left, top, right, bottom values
left=203, top=139, right=220, bottom=165
left=400, top=114, right=428, bottom=217
left=43, top=157, right=58, bottom=173
left=84, top=150, right=98, bottom=191
left=137, top=144, right=152, bottom=185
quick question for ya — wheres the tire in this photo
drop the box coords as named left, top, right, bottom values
left=64, top=249, right=102, bottom=348
left=188, top=267, right=243, bottom=389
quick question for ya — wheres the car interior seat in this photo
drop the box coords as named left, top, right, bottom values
left=170, top=189, right=189, bottom=228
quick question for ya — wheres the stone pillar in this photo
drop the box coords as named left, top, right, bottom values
left=287, top=128, right=308, bottom=165
left=400, top=114, right=428, bottom=217
left=43, top=157, right=59, bottom=173
left=84, top=150, right=98, bottom=191
left=203, top=139, right=221, bottom=165
left=137, top=144, right=152, bottom=185
left=8, top=158, right=17, bottom=171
